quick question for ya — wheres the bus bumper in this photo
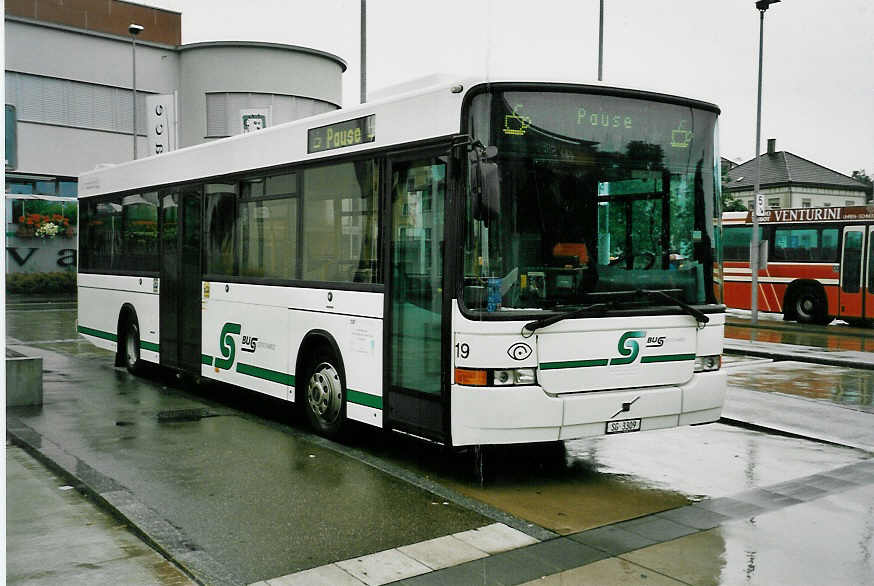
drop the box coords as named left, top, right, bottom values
left=450, top=370, right=726, bottom=446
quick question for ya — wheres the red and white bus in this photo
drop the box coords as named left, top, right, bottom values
left=722, top=206, right=874, bottom=326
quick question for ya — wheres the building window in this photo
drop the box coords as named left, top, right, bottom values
left=801, top=199, right=811, bottom=208
left=823, top=203, right=831, bottom=207
left=747, top=200, right=754, bottom=210
left=846, top=200, right=855, bottom=206
left=768, top=198, right=780, bottom=209
left=6, top=71, right=145, bottom=135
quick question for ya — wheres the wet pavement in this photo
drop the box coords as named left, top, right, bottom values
left=6, top=302, right=874, bottom=585
left=726, top=309, right=874, bottom=353
left=6, top=442, right=195, bottom=585
left=727, top=360, right=874, bottom=413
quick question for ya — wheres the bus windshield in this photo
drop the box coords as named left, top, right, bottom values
left=462, top=88, right=720, bottom=313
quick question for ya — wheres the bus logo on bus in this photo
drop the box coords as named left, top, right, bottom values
left=215, top=322, right=241, bottom=370
left=609, top=330, right=646, bottom=366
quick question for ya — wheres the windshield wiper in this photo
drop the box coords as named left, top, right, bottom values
left=521, top=303, right=610, bottom=337
left=639, top=289, right=709, bottom=328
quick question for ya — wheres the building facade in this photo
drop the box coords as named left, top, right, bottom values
left=5, top=0, right=346, bottom=274
left=723, top=139, right=871, bottom=212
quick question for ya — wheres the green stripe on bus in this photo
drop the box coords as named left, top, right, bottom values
left=540, top=358, right=609, bottom=370
left=236, top=362, right=295, bottom=385
left=641, top=354, right=696, bottom=363
left=140, top=340, right=159, bottom=352
left=202, top=354, right=214, bottom=366
left=77, top=325, right=117, bottom=342
left=347, top=389, right=383, bottom=410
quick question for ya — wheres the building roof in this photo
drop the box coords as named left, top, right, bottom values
left=724, top=151, right=868, bottom=193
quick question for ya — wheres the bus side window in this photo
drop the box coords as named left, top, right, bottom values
left=820, top=228, right=839, bottom=262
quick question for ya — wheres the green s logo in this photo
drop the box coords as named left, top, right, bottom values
left=610, top=330, right=646, bottom=366
left=215, top=322, right=241, bottom=370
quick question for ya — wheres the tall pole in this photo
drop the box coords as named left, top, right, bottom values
left=360, top=0, right=367, bottom=104
left=132, top=34, right=138, bottom=159
left=598, top=0, right=604, bottom=81
left=129, top=24, right=143, bottom=159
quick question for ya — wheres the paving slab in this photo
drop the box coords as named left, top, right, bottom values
left=397, top=535, right=489, bottom=570
left=452, top=522, right=540, bottom=554
left=336, top=550, right=431, bottom=586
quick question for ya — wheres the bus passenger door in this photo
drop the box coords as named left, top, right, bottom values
left=385, top=154, right=448, bottom=441
left=160, top=187, right=203, bottom=371
left=866, top=226, right=874, bottom=321
left=838, top=225, right=865, bottom=320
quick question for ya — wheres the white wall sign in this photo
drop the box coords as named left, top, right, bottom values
left=146, top=94, right=176, bottom=156
left=240, top=108, right=271, bottom=134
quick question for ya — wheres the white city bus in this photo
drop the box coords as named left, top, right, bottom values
left=77, top=77, right=726, bottom=446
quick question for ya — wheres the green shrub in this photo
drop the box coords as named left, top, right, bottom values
left=6, top=271, right=77, bottom=294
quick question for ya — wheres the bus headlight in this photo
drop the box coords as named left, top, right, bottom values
left=694, top=355, right=722, bottom=372
left=493, top=368, right=537, bottom=386
left=456, top=368, right=537, bottom=386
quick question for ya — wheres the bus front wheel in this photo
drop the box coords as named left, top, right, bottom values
left=792, top=285, right=829, bottom=325
left=123, top=320, right=144, bottom=374
left=303, top=352, right=346, bottom=438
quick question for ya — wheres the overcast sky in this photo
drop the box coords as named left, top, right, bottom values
left=150, top=0, right=872, bottom=176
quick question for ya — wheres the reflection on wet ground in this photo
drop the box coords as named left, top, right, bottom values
left=360, top=422, right=866, bottom=536
left=611, top=483, right=874, bottom=586
left=728, top=361, right=874, bottom=413
left=725, top=321, right=874, bottom=353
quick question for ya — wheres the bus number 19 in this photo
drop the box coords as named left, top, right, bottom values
left=455, top=342, right=470, bottom=359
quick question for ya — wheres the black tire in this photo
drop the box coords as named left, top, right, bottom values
left=302, top=351, right=346, bottom=438
left=792, top=285, right=830, bottom=325
left=123, top=320, right=144, bottom=374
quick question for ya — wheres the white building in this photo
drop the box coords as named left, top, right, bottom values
left=723, top=139, right=870, bottom=211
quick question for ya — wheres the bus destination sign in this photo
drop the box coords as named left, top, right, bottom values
left=308, top=115, right=375, bottom=153
left=751, top=205, right=874, bottom=223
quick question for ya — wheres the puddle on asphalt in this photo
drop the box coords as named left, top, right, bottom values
left=727, top=361, right=874, bottom=412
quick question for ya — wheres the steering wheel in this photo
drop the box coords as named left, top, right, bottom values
left=609, top=251, right=656, bottom=270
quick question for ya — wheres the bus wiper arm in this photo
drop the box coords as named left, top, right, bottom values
left=639, top=289, right=709, bottom=328
left=521, top=303, right=610, bottom=337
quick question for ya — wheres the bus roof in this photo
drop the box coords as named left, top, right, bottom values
left=79, top=76, right=721, bottom=198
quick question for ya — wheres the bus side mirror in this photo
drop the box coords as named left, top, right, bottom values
left=471, top=145, right=500, bottom=221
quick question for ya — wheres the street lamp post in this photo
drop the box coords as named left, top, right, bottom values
left=598, top=0, right=604, bottom=81
left=750, top=0, right=779, bottom=325
left=361, top=0, right=366, bottom=104
left=129, top=23, right=144, bottom=160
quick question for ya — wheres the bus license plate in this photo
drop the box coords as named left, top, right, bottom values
left=606, top=419, right=641, bottom=434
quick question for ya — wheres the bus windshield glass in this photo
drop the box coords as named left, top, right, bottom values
left=463, top=88, right=720, bottom=313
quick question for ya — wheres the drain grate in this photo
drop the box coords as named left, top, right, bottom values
left=156, top=408, right=217, bottom=423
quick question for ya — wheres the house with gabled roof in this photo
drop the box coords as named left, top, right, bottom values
left=723, top=139, right=871, bottom=210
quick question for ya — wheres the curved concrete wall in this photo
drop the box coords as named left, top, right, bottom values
left=178, top=42, right=346, bottom=147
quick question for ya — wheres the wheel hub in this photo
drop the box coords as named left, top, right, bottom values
left=306, top=363, right=342, bottom=424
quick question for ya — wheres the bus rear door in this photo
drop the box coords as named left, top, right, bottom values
left=838, top=225, right=865, bottom=321
left=159, top=186, right=203, bottom=371
left=867, top=226, right=874, bottom=321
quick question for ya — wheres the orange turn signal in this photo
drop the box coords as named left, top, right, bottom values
left=455, top=368, right=488, bottom=386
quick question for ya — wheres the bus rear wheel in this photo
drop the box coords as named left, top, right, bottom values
left=792, top=285, right=829, bottom=325
left=303, top=352, right=346, bottom=438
